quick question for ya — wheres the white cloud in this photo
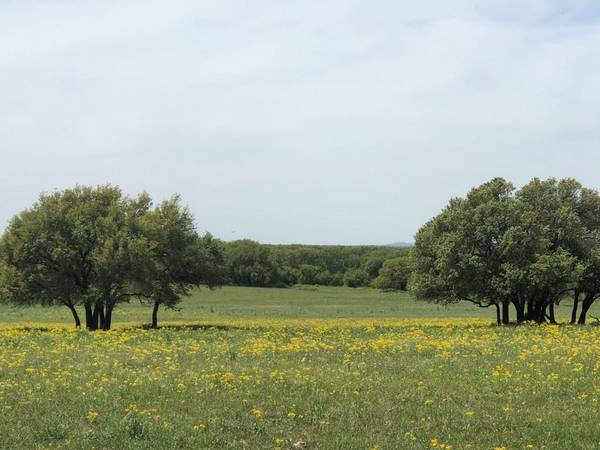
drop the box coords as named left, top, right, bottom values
left=1, top=0, right=599, bottom=243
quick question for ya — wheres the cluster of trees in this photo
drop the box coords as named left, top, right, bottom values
left=0, top=185, right=411, bottom=331
left=223, top=241, right=410, bottom=288
left=3, top=178, right=596, bottom=329
left=411, top=177, right=600, bottom=325
left=0, top=186, right=225, bottom=330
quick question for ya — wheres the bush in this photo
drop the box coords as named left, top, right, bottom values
left=373, top=256, right=412, bottom=291
left=363, top=257, right=386, bottom=279
left=280, top=266, right=299, bottom=286
left=343, top=268, right=370, bottom=288
left=225, top=240, right=286, bottom=287
left=297, top=264, right=321, bottom=285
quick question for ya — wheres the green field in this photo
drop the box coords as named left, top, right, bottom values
left=1, top=286, right=596, bottom=327
left=0, top=287, right=599, bottom=450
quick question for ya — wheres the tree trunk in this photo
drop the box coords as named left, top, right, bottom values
left=151, top=302, right=160, bottom=329
left=535, top=301, right=545, bottom=324
left=526, top=298, right=534, bottom=321
left=502, top=301, right=510, bottom=324
left=495, top=303, right=501, bottom=326
left=571, top=290, right=580, bottom=324
left=67, top=304, right=81, bottom=328
left=98, top=304, right=105, bottom=330
left=514, top=301, right=525, bottom=323
left=578, top=302, right=590, bottom=325
left=548, top=303, right=557, bottom=324
left=85, top=304, right=96, bottom=330
left=103, top=304, right=113, bottom=331
left=92, top=305, right=100, bottom=330
left=578, top=293, right=595, bottom=325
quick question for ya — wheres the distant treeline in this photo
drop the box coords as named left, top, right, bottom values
left=223, top=240, right=410, bottom=288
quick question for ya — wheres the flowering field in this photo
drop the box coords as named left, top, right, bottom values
left=1, top=314, right=599, bottom=449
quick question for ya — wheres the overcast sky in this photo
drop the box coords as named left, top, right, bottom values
left=1, top=1, right=599, bottom=245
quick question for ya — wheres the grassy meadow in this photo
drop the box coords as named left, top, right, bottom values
left=0, top=287, right=599, bottom=449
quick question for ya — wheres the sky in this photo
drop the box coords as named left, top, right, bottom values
left=1, top=1, right=600, bottom=245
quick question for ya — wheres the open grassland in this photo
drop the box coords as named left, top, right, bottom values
left=0, top=287, right=599, bottom=449
left=1, top=286, right=596, bottom=327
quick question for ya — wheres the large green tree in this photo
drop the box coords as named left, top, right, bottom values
left=0, top=185, right=151, bottom=330
left=135, top=196, right=225, bottom=328
left=411, top=177, right=600, bottom=324
left=411, top=178, right=515, bottom=324
left=500, top=178, right=586, bottom=322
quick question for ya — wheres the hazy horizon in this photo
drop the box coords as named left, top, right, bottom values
left=2, top=1, right=599, bottom=245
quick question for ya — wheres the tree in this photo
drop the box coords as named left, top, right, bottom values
left=315, top=270, right=343, bottom=286
left=411, top=177, right=599, bottom=325
left=136, top=196, right=225, bottom=328
left=268, top=244, right=408, bottom=286
left=363, top=256, right=386, bottom=279
left=279, top=266, right=299, bottom=286
left=505, top=178, right=585, bottom=322
left=343, top=268, right=370, bottom=288
left=411, top=178, right=515, bottom=325
left=573, top=244, right=600, bottom=324
left=297, top=264, right=321, bottom=285
left=373, top=256, right=412, bottom=291
left=1, top=185, right=152, bottom=330
left=569, top=187, right=600, bottom=324
left=225, top=240, right=284, bottom=287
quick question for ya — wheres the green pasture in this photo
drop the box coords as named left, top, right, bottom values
left=0, top=286, right=596, bottom=327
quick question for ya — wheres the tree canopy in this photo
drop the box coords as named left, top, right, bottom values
left=373, top=256, right=412, bottom=291
left=134, top=196, right=226, bottom=328
left=0, top=186, right=224, bottom=330
left=411, top=177, right=600, bottom=325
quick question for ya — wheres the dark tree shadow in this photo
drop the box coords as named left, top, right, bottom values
left=135, top=323, right=243, bottom=331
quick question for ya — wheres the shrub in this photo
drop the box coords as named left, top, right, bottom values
left=343, top=268, right=370, bottom=288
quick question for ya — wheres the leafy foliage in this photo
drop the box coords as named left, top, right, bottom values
left=411, top=177, right=600, bottom=324
left=373, top=256, right=412, bottom=291
left=135, top=196, right=226, bottom=327
left=222, top=242, right=409, bottom=288
left=343, top=268, right=370, bottom=288
left=0, top=185, right=150, bottom=329
left=0, top=186, right=225, bottom=329
left=224, top=240, right=285, bottom=288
